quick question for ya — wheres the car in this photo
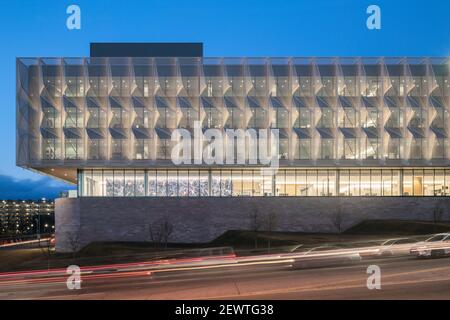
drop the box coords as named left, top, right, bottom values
left=289, top=244, right=304, bottom=253
left=376, top=238, right=419, bottom=257
left=410, top=233, right=450, bottom=258
left=291, top=245, right=361, bottom=269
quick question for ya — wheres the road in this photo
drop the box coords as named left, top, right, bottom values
left=0, top=255, right=449, bottom=300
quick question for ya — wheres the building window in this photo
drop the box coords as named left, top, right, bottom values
left=364, top=139, right=379, bottom=160
left=275, top=171, right=285, bottom=196
left=433, top=139, right=445, bottom=159
left=65, top=77, right=84, bottom=97
left=295, top=170, right=306, bottom=196
left=188, top=171, right=200, bottom=196
left=112, top=139, right=127, bottom=160
left=339, top=170, right=349, bottom=196
left=204, top=107, right=222, bottom=129
left=157, top=171, right=167, bottom=196
left=147, top=171, right=156, bottom=196
left=65, top=139, right=83, bottom=160
left=134, top=107, right=149, bottom=128
left=87, top=107, right=106, bottom=128
left=349, top=171, right=360, bottom=196
left=88, top=139, right=106, bottom=160
left=167, top=171, right=178, bottom=196
left=111, top=108, right=127, bottom=128
left=180, top=107, right=198, bottom=128
left=388, top=138, right=401, bottom=159
left=340, top=108, right=357, bottom=127
left=371, top=170, right=382, bottom=196
left=157, top=139, right=170, bottom=159
left=320, top=139, right=334, bottom=159
left=284, top=171, right=295, bottom=196
left=298, top=139, right=311, bottom=160
left=65, top=107, right=83, bottom=128
left=42, top=107, right=59, bottom=129
left=200, top=171, right=209, bottom=197
left=275, top=108, right=289, bottom=129
left=134, top=139, right=149, bottom=160
left=319, top=108, right=334, bottom=128
left=43, top=139, right=60, bottom=160
left=343, top=139, right=357, bottom=160
left=296, top=108, right=310, bottom=128
left=279, top=139, right=289, bottom=160
left=411, top=139, right=423, bottom=159
left=124, top=171, right=135, bottom=196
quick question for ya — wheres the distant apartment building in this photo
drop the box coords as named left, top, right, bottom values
left=0, top=200, right=54, bottom=237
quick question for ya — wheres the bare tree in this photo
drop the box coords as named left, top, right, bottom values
left=264, top=211, right=278, bottom=253
left=249, top=205, right=261, bottom=249
left=161, top=218, right=174, bottom=249
left=331, top=202, right=344, bottom=233
left=432, top=202, right=444, bottom=232
left=66, top=225, right=81, bottom=262
left=148, top=216, right=174, bottom=249
left=39, top=236, right=53, bottom=272
left=147, top=223, right=161, bottom=245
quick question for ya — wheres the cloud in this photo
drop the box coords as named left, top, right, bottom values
left=0, top=174, right=75, bottom=200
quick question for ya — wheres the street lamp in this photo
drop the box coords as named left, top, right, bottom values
left=35, top=212, right=41, bottom=240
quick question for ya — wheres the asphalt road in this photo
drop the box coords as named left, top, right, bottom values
left=0, top=255, right=449, bottom=300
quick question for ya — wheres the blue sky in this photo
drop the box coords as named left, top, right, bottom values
left=0, top=0, right=449, bottom=198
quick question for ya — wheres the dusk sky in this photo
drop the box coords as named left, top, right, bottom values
left=1, top=0, right=449, bottom=199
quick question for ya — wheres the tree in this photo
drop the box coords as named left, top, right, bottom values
left=39, top=236, right=53, bottom=272
left=148, top=216, right=174, bottom=249
left=331, top=202, right=344, bottom=233
left=249, top=205, right=261, bottom=249
left=147, top=223, right=156, bottom=245
left=432, top=202, right=444, bottom=232
left=66, top=225, right=81, bottom=262
left=161, top=217, right=174, bottom=249
left=264, top=211, right=278, bottom=253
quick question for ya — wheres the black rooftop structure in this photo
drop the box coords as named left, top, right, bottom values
left=90, top=42, right=203, bottom=58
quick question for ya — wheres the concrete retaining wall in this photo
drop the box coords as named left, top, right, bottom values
left=55, top=197, right=450, bottom=252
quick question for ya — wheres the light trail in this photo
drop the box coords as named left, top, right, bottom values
left=0, top=241, right=448, bottom=287
left=0, top=238, right=51, bottom=248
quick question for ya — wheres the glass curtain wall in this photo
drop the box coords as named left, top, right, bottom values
left=80, top=168, right=450, bottom=197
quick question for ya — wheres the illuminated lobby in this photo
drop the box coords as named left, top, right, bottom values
left=80, top=169, right=450, bottom=197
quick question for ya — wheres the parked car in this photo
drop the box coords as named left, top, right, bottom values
left=376, top=238, right=419, bottom=257
left=410, top=233, right=450, bottom=258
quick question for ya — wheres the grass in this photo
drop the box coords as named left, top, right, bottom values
left=0, top=249, right=44, bottom=272
left=211, top=230, right=387, bottom=254
left=78, top=241, right=207, bottom=257
left=213, top=220, right=450, bottom=253
left=1, top=219, right=449, bottom=272
left=344, top=219, right=450, bottom=235
left=0, top=242, right=220, bottom=272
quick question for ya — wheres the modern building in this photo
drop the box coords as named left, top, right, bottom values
left=0, top=199, right=54, bottom=238
left=16, top=43, right=450, bottom=251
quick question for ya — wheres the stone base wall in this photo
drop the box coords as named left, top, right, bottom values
left=55, top=197, right=450, bottom=252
